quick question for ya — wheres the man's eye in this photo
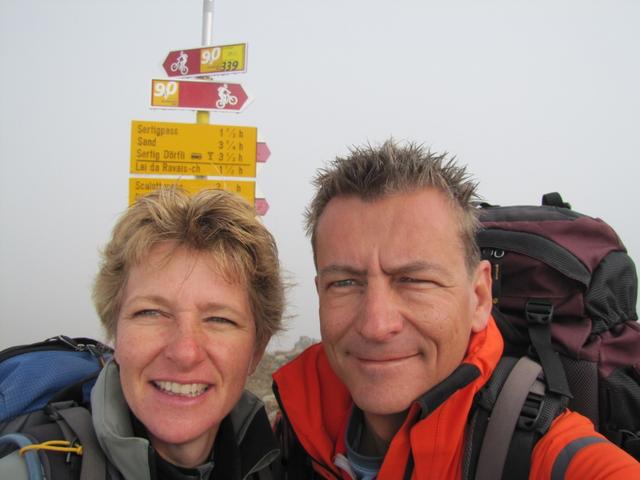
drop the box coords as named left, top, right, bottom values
left=399, top=277, right=423, bottom=283
left=398, top=276, right=438, bottom=286
left=206, top=316, right=236, bottom=326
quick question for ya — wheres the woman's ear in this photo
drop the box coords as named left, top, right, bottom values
left=249, top=339, right=268, bottom=375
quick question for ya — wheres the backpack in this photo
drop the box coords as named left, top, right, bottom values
left=465, top=193, right=640, bottom=479
left=0, top=336, right=113, bottom=480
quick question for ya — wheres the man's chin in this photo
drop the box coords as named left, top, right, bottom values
left=350, top=386, right=415, bottom=417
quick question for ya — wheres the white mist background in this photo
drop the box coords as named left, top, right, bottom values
left=1, top=0, right=638, bottom=350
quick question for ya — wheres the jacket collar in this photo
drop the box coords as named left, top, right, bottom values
left=92, top=360, right=279, bottom=480
left=273, top=316, right=504, bottom=475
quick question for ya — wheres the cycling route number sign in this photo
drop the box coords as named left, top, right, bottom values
left=162, top=43, right=247, bottom=77
left=151, top=79, right=249, bottom=111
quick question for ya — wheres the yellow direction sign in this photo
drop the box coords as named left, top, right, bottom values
left=131, top=121, right=257, bottom=178
left=129, top=178, right=255, bottom=206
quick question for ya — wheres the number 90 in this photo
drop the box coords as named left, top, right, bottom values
left=201, top=47, right=221, bottom=65
left=153, top=81, right=177, bottom=99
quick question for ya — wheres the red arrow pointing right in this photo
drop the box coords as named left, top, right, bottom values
left=151, top=79, right=250, bottom=112
left=257, top=142, right=271, bottom=163
left=255, top=198, right=270, bottom=216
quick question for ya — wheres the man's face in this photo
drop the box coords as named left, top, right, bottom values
left=315, top=188, right=491, bottom=417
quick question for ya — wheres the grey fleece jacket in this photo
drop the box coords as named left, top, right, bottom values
left=0, top=360, right=279, bottom=480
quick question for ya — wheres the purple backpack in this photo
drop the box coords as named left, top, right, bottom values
left=468, top=192, right=640, bottom=478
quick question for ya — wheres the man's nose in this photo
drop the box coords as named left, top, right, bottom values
left=356, top=281, right=403, bottom=341
left=164, top=318, right=206, bottom=368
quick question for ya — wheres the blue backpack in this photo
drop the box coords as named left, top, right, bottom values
left=0, top=336, right=112, bottom=480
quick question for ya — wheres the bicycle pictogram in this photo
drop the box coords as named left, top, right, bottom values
left=216, top=84, right=238, bottom=108
left=170, top=51, right=189, bottom=75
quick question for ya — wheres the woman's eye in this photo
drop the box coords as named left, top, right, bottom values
left=133, top=309, right=161, bottom=317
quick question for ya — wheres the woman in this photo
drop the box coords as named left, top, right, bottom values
left=0, top=187, right=284, bottom=479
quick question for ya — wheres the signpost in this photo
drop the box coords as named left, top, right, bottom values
left=129, top=177, right=255, bottom=206
left=131, top=120, right=257, bottom=178
left=151, top=79, right=250, bottom=111
left=162, top=43, right=247, bottom=77
left=128, top=1, right=271, bottom=215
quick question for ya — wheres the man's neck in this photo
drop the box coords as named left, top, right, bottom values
left=360, top=410, right=408, bottom=457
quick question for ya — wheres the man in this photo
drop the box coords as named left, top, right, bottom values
left=272, top=140, right=640, bottom=479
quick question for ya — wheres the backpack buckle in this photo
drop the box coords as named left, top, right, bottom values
left=525, top=299, right=553, bottom=326
left=44, top=401, right=77, bottom=420
left=517, top=391, right=544, bottom=431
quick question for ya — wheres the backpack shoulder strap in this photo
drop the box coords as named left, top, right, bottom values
left=0, top=402, right=108, bottom=480
left=49, top=403, right=107, bottom=480
left=466, top=356, right=567, bottom=480
left=475, top=357, right=542, bottom=480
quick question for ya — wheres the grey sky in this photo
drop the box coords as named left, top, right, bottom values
left=1, top=0, right=638, bottom=350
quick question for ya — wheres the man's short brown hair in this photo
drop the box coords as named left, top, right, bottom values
left=305, top=139, right=481, bottom=272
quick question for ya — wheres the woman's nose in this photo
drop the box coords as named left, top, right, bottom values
left=163, top=319, right=207, bottom=368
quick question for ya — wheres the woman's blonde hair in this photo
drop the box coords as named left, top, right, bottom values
left=93, top=187, right=284, bottom=347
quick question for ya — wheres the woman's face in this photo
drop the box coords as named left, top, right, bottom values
left=114, top=242, right=263, bottom=466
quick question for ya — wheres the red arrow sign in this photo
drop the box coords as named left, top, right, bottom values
left=151, top=79, right=250, bottom=112
left=162, top=44, right=247, bottom=78
left=255, top=198, right=270, bottom=216
left=257, top=142, right=271, bottom=163
left=163, top=49, right=201, bottom=77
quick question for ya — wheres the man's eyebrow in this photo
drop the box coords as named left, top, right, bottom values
left=318, top=265, right=366, bottom=277
left=384, top=261, right=448, bottom=276
left=319, top=261, right=449, bottom=277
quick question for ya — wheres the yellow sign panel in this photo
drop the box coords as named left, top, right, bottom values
left=200, top=43, right=246, bottom=74
left=151, top=80, right=180, bottom=107
left=131, top=120, right=257, bottom=178
left=129, top=178, right=255, bottom=206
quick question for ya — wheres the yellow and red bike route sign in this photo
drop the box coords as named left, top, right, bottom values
left=150, top=79, right=250, bottom=111
left=162, top=43, right=247, bottom=77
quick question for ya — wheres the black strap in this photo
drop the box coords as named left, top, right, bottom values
left=525, top=300, right=572, bottom=398
left=403, top=451, right=414, bottom=480
left=502, top=381, right=551, bottom=479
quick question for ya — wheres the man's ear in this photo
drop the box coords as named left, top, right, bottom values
left=470, top=260, right=493, bottom=333
left=314, top=275, right=319, bottom=294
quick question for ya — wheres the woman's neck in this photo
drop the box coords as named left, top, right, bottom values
left=150, top=427, right=218, bottom=468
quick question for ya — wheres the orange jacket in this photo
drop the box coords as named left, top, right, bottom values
left=272, top=318, right=640, bottom=479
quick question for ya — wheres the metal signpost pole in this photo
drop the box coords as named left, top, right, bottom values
left=197, top=0, right=215, bottom=125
